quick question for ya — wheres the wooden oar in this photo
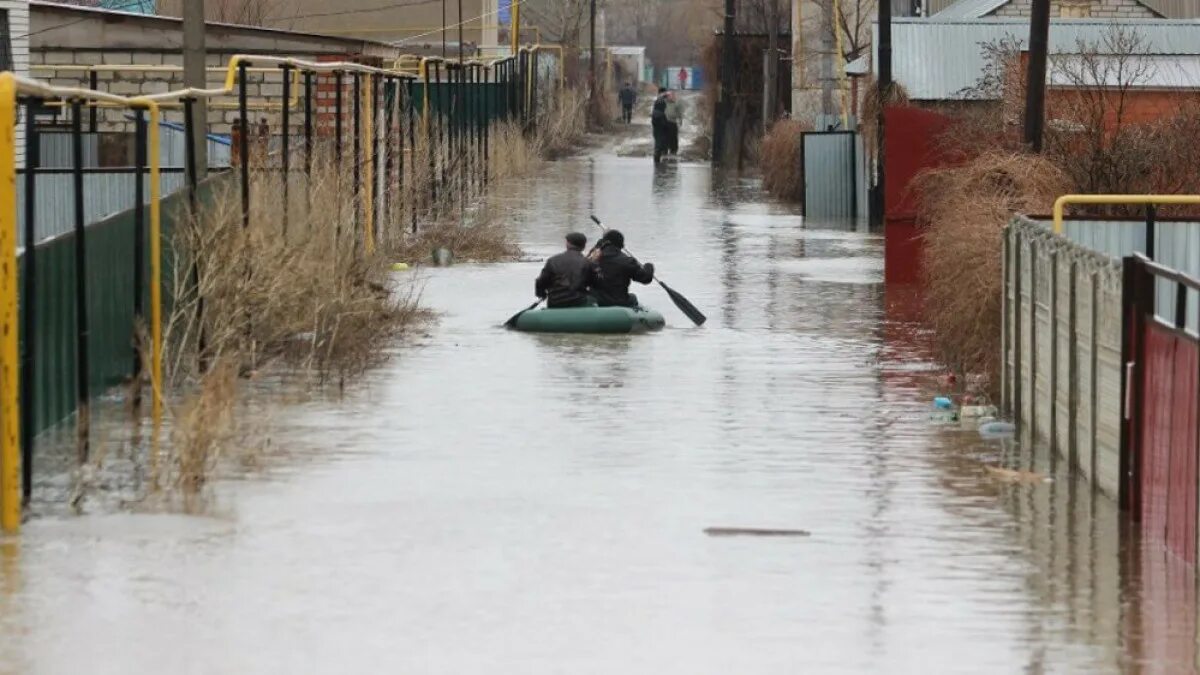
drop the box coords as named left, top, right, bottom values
left=589, top=215, right=706, bottom=326
left=503, top=298, right=542, bottom=328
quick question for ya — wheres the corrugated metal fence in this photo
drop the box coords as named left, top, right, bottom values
left=802, top=131, right=862, bottom=221
left=1003, top=216, right=1125, bottom=498
left=37, top=124, right=232, bottom=169
left=15, top=172, right=188, bottom=248
left=1033, top=217, right=1200, bottom=333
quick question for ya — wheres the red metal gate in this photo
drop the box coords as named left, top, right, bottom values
left=1124, top=254, right=1200, bottom=565
left=882, top=106, right=955, bottom=285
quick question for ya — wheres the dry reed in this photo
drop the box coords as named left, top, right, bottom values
left=915, top=151, right=1071, bottom=387
left=165, top=160, right=427, bottom=388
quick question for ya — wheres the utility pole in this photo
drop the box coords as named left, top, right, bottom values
left=820, top=0, right=834, bottom=117
left=590, top=0, right=597, bottom=97
left=712, top=0, right=736, bottom=166
left=458, top=0, right=464, bottom=62
left=874, top=0, right=892, bottom=226
left=512, top=0, right=520, bottom=53
left=183, top=0, right=207, bottom=179
left=1024, top=0, right=1050, bottom=151
left=442, top=0, right=447, bottom=58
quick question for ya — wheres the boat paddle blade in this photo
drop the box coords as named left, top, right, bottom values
left=658, top=280, right=706, bottom=326
left=504, top=299, right=542, bottom=328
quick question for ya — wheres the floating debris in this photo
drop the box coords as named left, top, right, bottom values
left=704, top=527, right=811, bottom=537
left=984, top=466, right=1049, bottom=483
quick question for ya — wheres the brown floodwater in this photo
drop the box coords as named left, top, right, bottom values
left=0, top=154, right=1195, bottom=673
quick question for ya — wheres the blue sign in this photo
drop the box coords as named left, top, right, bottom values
left=498, top=0, right=511, bottom=25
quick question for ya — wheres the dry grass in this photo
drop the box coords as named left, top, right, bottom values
left=165, top=161, right=428, bottom=388
left=588, top=78, right=620, bottom=131
left=759, top=119, right=811, bottom=201
left=915, top=152, right=1071, bottom=386
left=541, top=87, right=588, bottom=159
left=489, top=120, right=542, bottom=181
left=388, top=199, right=522, bottom=264
left=169, top=358, right=239, bottom=506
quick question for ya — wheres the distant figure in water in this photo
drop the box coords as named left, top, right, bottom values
left=651, top=87, right=669, bottom=163
left=535, top=232, right=597, bottom=308
left=663, top=91, right=682, bottom=157
left=588, top=229, right=654, bottom=308
left=618, top=82, right=636, bottom=124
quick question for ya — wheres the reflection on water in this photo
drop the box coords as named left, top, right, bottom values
left=0, top=156, right=1194, bottom=673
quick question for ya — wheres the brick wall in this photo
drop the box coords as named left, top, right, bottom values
left=992, top=0, right=1160, bottom=18
left=29, top=49, right=365, bottom=136
left=1049, top=87, right=1195, bottom=128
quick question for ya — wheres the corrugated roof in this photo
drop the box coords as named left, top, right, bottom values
left=933, top=0, right=1011, bottom=19
left=872, top=18, right=1200, bottom=100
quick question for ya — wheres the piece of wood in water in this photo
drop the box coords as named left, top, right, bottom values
left=984, top=465, right=1048, bottom=483
left=704, top=527, right=811, bottom=537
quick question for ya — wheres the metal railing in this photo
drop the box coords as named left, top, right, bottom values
left=0, top=45, right=559, bottom=532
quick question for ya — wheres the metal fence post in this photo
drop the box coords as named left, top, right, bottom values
left=353, top=71, right=362, bottom=246
left=406, top=78, right=417, bottom=233
left=304, top=71, right=314, bottom=182
left=1145, top=204, right=1156, bottom=261
left=280, top=64, right=292, bottom=237
left=20, top=98, right=38, bottom=503
left=237, top=61, right=251, bottom=230
left=335, top=70, right=344, bottom=239
left=88, top=70, right=98, bottom=133
left=71, top=100, right=90, bottom=464
left=182, top=97, right=206, bottom=374
left=133, top=109, right=147, bottom=389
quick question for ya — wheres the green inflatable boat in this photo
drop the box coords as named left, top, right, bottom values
left=512, top=306, right=666, bottom=334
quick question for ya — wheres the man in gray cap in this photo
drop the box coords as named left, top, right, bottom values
left=535, top=232, right=598, bottom=308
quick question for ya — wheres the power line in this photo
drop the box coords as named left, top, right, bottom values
left=393, top=0, right=526, bottom=44
left=264, top=0, right=444, bottom=23
left=16, top=0, right=159, bottom=41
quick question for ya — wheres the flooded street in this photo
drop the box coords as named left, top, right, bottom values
left=0, top=154, right=1194, bottom=673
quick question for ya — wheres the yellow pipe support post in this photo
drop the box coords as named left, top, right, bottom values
left=145, top=103, right=164, bottom=428
left=1052, top=194, right=1200, bottom=234
left=512, top=0, right=521, bottom=54
left=0, top=73, right=19, bottom=533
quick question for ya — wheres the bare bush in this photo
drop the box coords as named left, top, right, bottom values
left=915, top=152, right=1071, bottom=386
left=760, top=118, right=812, bottom=201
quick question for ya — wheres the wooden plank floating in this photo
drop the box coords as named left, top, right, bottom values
left=703, top=527, right=811, bottom=537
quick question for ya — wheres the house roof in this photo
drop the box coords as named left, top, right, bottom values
left=872, top=18, right=1200, bottom=100
left=1048, top=53, right=1200, bottom=88
left=933, top=0, right=1200, bottom=19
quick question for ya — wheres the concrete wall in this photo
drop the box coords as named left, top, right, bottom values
left=1003, top=217, right=1125, bottom=499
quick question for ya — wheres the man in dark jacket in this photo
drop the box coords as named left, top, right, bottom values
left=588, top=229, right=655, bottom=308
left=650, top=87, right=668, bottom=163
left=618, top=82, right=636, bottom=124
left=535, top=232, right=597, bottom=308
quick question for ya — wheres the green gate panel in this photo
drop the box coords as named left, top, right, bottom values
left=17, top=173, right=226, bottom=436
